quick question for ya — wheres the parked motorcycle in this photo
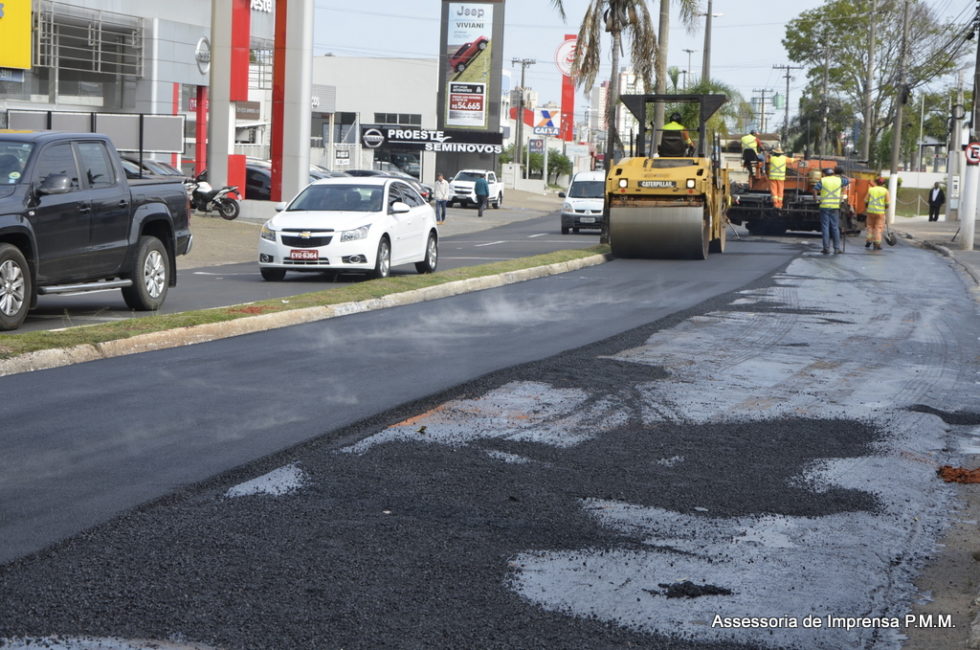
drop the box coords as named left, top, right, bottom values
left=187, top=177, right=241, bottom=220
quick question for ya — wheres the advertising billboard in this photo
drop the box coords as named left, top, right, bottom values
left=0, top=0, right=32, bottom=70
left=445, top=3, right=493, bottom=128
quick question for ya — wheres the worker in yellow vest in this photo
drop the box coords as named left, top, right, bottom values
left=659, top=111, right=694, bottom=156
left=814, top=167, right=850, bottom=254
left=767, top=146, right=792, bottom=209
left=864, top=177, right=890, bottom=250
left=741, top=130, right=762, bottom=178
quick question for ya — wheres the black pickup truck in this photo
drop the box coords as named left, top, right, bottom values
left=0, top=131, right=192, bottom=330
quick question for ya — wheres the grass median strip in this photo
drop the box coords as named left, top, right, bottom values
left=0, top=246, right=609, bottom=361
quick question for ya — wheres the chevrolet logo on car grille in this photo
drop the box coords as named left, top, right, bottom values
left=300, top=231, right=312, bottom=239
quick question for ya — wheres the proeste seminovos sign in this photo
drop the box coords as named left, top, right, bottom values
left=360, top=125, right=503, bottom=154
left=446, top=3, right=493, bottom=129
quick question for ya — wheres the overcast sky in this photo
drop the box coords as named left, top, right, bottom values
left=313, top=0, right=976, bottom=126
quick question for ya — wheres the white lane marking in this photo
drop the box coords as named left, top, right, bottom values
left=528, top=233, right=546, bottom=238
left=474, top=240, right=506, bottom=247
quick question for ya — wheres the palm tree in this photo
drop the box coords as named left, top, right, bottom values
left=653, top=1, right=700, bottom=142
left=558, top=1, right=657, bottom=170
left=670, top=77, right=748, bottom=140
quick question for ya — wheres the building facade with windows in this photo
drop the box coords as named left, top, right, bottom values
left=311, top=56, right=438, bottom=183
left=1, top=3, right=504, bottom=188
left=0, top=0, right=276, bottom=171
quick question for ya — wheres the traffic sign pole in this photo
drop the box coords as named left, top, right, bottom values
left=962, top=141, right=979, bottom=251
left=965, top=142, right=980, bottom=165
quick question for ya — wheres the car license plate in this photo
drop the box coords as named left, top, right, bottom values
left=290, top=249, right=318, bottom=260
left=639, top=180, right=676, bottom=188
left=580, top=217, right=596, bottom=223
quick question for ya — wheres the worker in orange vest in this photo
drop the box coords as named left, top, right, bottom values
left=767, top=146, right=792, bottom=209
left=864, top=177, right=890, bottom=250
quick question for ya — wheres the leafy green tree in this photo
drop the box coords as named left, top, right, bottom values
left=658, top=78, right=750, bottom=141
left=783, top=0, right=965, bottom=165
left=547, top=148, right=573, bottom=184
left=789, top=93, right=859, bottom=156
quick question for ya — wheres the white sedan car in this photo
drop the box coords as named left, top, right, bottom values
left=258, top=177, right=439, bottom=280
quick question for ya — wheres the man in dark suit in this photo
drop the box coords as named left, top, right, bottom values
left=927, top=182, right=945, bottom=222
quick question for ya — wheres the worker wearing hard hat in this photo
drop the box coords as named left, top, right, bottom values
left=741, top=130, right=762, bottom=178
left=659, top=112, right=694, bottom=156
left=767, top=146, right=793, bottom=209
left=814, top=167, right=850, bottom=255
left=864, top=177, right=890, bottom=250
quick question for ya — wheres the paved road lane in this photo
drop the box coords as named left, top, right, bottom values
left=0, top=237, right=792, bottom=565
left=3, top=237, right=977, bottom=649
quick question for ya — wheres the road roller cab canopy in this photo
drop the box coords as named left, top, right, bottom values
left=619, top=94, right=728, bottom=161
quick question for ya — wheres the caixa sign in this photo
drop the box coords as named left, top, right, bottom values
left=251, top=0, right=273, bottom=13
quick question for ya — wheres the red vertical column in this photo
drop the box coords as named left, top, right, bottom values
left=227, top=0, right=251, bottom=199
left=230, top=0, right=251, bottom=102
left=270, top=0, right=288, bottom=202
left=195, top=85, right=208, bottom=176
left=560, top=34, right=576, bottom=142
left=171, top=82, right=181, bottom=168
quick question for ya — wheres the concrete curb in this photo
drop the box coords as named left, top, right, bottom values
left=0, top=253, right=610, bottom=377
left=896, top=230, right=980, bottom=285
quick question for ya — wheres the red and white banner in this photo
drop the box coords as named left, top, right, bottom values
left=556, top=34, right=576, bottom=142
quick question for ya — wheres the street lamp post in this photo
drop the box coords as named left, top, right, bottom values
left=682, top=48, right=696, bottom=88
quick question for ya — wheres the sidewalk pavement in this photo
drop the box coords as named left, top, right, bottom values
left=892, top=215, right=980, bottom=285
left=183, top=188, right=563, bottom=270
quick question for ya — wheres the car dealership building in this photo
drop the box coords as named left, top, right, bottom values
left=0, top=1, right=519, bottom=189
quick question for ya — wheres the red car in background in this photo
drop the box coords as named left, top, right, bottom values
left=449, top=36, right=488, bottom=72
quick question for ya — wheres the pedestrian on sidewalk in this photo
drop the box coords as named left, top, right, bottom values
left=814, top=167, right=849, bottom=254
left=864, top=177, right=889, bottom=250
left=927, top=182, right=945, bottom=222
left=474, top=175, right=489, bottom=217
left=433, top=173, right=450, bottom=224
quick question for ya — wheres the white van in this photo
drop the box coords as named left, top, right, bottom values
left=558, top=171, right=605, bottom=234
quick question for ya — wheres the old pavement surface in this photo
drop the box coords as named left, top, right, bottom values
left=0, top=196, right=978, bottom=649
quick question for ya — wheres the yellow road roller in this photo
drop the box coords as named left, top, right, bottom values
left=606, top=94, right=730, bottom=260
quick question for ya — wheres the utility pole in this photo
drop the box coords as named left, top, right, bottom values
left=958, top=1, right=979, bottom=251
left=511, top=58, right=535, bottom=180
left=701, top=0, right=713, bottom=85
left=917, top=94, right=925, bottom=171
left=820, top=44, right=830, bottom=156
left=887, top=0, right=911, bottom=226
left=753, top=89, right=773, bottom=133
left=773, top=64, right=803, bottom=145
left=947, top=77, right=965, bottom=222
left=861, top=0, right=877, bottom=162
left=654, top=0, right=670, bottom=149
